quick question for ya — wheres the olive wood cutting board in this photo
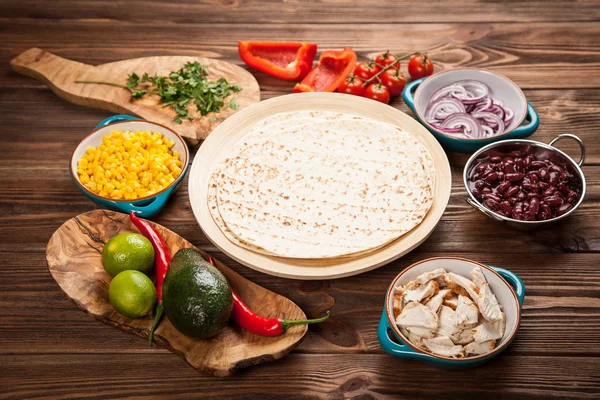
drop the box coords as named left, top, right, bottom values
left=10, top=48, right=260, bottom=145
left=45, top=210, right=307, bottom=376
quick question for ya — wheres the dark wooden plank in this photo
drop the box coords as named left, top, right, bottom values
left=1, top=353, right=599, bottom=399
left=1, top=250, right=599, bottom=356
left=2, top=21, right=600, bottom=89
left=1, top=0, right=599, bottom=23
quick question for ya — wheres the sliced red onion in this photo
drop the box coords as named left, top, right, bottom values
left=430, top=84, right=469, bottom=103
left=504, top=107, right=514, bottom=124
left=424, top=97, right=466, bottom=121
left=425, top=80, right=514, bottom=138
left=441, top=113, right=482, bottom=138
left=472, top=112, right=505, bottom=133
left=450, top=80, right=490, bottom=104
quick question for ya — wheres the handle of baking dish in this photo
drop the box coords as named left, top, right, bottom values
left=488, top=265, right=526, bottom=308
left=503, top=103, right=539, bottom=140
left=378, top=310, right=434, bottom=361
left=94, top=114, right=141, bottom=129
left=402, top=78, right=424, bottom=113
left=549, top=134, right=586, bottom=166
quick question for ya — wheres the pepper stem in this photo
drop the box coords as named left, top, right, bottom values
left=75, top=80, right=132, bottom=92
left=148, top=302, right=164, bottom=347
left=281, top=311, right=331, bottom=332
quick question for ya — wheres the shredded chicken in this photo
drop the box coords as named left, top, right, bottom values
left=396, top=302, right=439, bottom=339
left=425, top=288, right=451, bottom=313
left=393, top=266, right=506, bottom=358
left=465, top=340, right=496, bottom=356
left=453, top=295, right=479, bottom=329
left=422, top=336, right=465, bottom=358
left=404, top=280, right=439, bottom=304
left=416, top=268, right=447, bottom=285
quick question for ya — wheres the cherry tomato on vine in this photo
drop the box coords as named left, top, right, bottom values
left=365, top=83, right=390, bottom=104
left=354, top=61, right=381, bottom=80
left=375, top=51, right=400, bottom=68
left=408, top=53, right=434, bottom=79
left=380, top=68, right=406, bottom=96
left=338, top=76, right=367, bottom=97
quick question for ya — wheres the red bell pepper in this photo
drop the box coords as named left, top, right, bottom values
left=238, top=41, right=317, bottom=81
left=293, top=47, right=357, bottom=93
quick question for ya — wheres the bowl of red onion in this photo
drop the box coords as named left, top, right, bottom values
left=403, top=68, right=539, bottom=153
left=463, top=134, right=586, bottom=229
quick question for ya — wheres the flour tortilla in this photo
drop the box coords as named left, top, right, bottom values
left=208, top=111, right=435, bottom=259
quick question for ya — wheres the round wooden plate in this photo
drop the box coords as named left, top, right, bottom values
left=189, top=93, right=452, bottom=280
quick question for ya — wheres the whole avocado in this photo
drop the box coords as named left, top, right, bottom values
left=163, top=248, right=233, bottom=339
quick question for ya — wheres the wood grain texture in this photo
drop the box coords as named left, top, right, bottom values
left=9, top=48, right=260, bottom=145
left=2, top=0, right=600, bottom=23
left=45, top=210, right=308, bottom=376
left=2, top=21, right=600, bottom=89
left=1, top=0, right=600, bottom=397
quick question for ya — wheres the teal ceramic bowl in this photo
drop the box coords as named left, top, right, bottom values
left=402, top=68, right=539, bottom=153
left=378, top=257, right=525, bottom=369
left=70, top=115, right=189, bottom=218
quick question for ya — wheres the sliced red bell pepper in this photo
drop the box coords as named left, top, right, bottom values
left=238, top=41, right=317, bottom=81
left=293, top=47, right=357, bottom=93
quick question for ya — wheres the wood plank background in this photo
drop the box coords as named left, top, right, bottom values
left=1, top=0, right=599, bottom=398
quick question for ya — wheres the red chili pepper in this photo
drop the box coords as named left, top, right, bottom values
left=238, top=41, right=317, bottom=81
left=129, top=212, right=172, bottom=346
left=206, top=256, right=330, bottom=336
left=293, top=47, right=357, bottom=93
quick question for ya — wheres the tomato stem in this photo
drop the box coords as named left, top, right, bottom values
left=362, top=51, right=417, bottom=88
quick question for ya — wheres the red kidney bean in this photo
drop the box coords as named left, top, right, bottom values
left=540, top=202, right=552, bottom=215
left=504, top=157, right=514, bottom=164
left=545, top=159, right=555, bottom=167
left=548, top=171, right=559, bottom=186
left=471, top=188, right=483, bottom=201
left=542, top=186, right=556, bottom=197
left=508, top=196, right=517, bottom=205
left=475, top=180, right=486, bottom=190
left=497, top=171, right=505, bottom=181
left=526, top=171, right=539, bottom=184
left=550, top=165, right=563, bottom=174
left=517, top=191, right=526, bottom=201
left=523, top=211, right=535, bottom=221
left=476, top=163, right=488, bottom=173
left=557, top=183, right=570, bottom=195
left=538, top=211, right=550, bottom=220
left=496, top=181, right=511, bottom=194
left=506, top=172, right=524, bottom=182
left=531, top=161, right=545, bottom=169
left=490, top=156, right=501, bottom=163
left=504, top=185, right=520, bottom=198
left=500, top=201, right=512, bottom=214
left=483, top=193, right=502, bottom=203
left=538, top=168, right=549, bottom=181
left=545, top=196, right=564, bottom=208
left=482, top=187, right=492, bottom=194
left=524, top=155, right=534, bottom=169
left=486, top=172, right=498, bottom=183
left=504, top=163, right=516, bottom=174
left=522, top=182, right=537, bottom=192
left=556, top=203, right=573, bottom=216
left=559, top=171, right=567, bottom=181
left=527, top=192, right=541, bottom=199
left=485, top=199, right=500, bottom=211
left=566, top=191, right=578, bottom=204
left=514, top=158, right=524, bottom=172
left=529, top=197, right=540, bottom=214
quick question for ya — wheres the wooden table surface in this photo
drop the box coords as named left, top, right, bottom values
left=1, top=1, right=599, bottom=399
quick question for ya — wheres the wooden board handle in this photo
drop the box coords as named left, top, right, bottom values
left=10, top=47, right=89, bottom=84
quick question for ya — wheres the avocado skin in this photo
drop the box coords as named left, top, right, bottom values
left=163, top=248, right=233, bottom=339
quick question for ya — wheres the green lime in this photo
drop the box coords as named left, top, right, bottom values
left=102, top=233, right=154, bottom=277
left=109, top=270, right=157, bottom=318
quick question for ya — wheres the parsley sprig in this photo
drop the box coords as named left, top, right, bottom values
left=76, top=62, right=242, bottom=124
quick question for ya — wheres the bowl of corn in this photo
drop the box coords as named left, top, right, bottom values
left=70, top=115, right=189, bottom=218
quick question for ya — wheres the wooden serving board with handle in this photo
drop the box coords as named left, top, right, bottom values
left=10, top=48, right=260, bottom=145
left=45, top=210, right=308, bottom=376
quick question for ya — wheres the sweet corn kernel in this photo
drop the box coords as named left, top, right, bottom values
left=77, top=130, right=182, bottom=200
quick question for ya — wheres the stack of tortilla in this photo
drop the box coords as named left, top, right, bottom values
left=207, top=111, right=435, bottom=259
